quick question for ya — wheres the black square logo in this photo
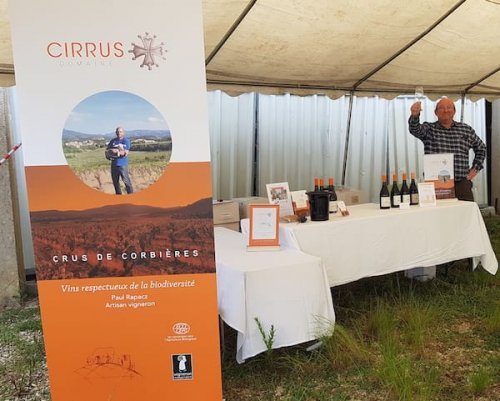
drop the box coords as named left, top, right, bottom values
left=172, top=354, right=193, bottom=380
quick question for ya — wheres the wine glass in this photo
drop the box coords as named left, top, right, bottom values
left=415, top=86, right=425, bottom=101
left=415, top=86, right=424, bottom=113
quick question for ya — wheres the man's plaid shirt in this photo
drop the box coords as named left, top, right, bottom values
left=408, top=116, right=486, bottom=181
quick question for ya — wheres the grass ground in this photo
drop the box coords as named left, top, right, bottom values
left=65, top=148, right=171, bottom=171
left=1, top=216, right=499, bottom=401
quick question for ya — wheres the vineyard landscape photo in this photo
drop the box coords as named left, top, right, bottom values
left=30, top=198, right=216, bottom=280
left=63, top=128, right=172, bottom=194
left=62, top=90, right=172, bottom=195
left=30, top=90, right=216, bottom=280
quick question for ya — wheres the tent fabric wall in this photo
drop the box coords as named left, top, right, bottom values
left=208, top=92, right=488, bottom=205
left=257, top=94, right=348, bottom=196
left=208, top=91, right=256, bottom=198
left=345, top=96, right=391, bottom=199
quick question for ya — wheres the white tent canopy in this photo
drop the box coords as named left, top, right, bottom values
left=204, top=0, right=500, bottom=100
left=2, top=0, right=500, bottom=99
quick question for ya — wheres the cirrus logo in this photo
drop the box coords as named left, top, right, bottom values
left=172, top=322, right=190, bottom=335
left=45, top=31, right=167, bottom=70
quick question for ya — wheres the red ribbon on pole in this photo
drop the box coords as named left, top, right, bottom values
left=0, top=143, right=22, bottom=166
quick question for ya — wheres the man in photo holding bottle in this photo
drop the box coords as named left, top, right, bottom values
left=408, top=97, right=486, bottom=201
left=106, top=126, right=134, bottom=195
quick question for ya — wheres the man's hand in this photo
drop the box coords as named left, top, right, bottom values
left=466, top=168, right=478, bottom=180
left=410, top=101, right=422, bottom=117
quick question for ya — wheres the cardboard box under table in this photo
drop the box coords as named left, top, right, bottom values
left=214, top=227, right=335, bottom=363
left=213, top=200, right=240, bottom=231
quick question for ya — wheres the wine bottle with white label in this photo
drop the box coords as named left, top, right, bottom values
left=380, top=175, right=390, bottom=209
left=390, top=173, right=400, bottom=208
left=328, top=177, right=338, bottom=213
left=410, top=172, right=419, bottom=205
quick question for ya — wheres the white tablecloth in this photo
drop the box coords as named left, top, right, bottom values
left=214, top=227, right=335, bottom=363
left=277, top=201, right=498, bottom=286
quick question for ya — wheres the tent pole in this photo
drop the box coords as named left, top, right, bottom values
left=341, top=91, right=355, bottom=187
left=205, top=0, right=257, bottom=66
left=463, top=65, right=500, bottom=94
left=350, top=0, right=466, bottom=90
left=252, top=93, right=259, bottom=196
left=460, top=93, right=465, bottom=123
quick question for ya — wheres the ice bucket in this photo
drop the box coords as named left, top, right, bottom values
left=306, top=191, right=330, bottom=221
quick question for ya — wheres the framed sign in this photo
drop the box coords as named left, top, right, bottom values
left=9, top=1, right=222, bottom=400
left=266, top=182, right=294, bottom=217
left=423, top=153, right=455, bottom=199
left=248, top=204, right=280, bottom=250
left=418, top=182, right=437, bottom=207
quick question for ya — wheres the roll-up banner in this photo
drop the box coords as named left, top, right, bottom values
left=9, top=1, right=222, bottom=400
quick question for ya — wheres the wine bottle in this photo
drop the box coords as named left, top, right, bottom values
left=400, top=173, right=410, bottom=204
left=319, top=178, right=325, bottom=191
left=314, top=178, right=319, bottom=191
left=380, top=175, right=390, bottom=209
left=410, top=172, right=419, bottom=205
left=328, top=177, right=338, bottom=214
left=390, top=173, right=400, bottom=208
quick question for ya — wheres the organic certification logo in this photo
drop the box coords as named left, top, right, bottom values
left=172, top=322, right=191, bottom=335
left=165, top=322, right=196, bottom=343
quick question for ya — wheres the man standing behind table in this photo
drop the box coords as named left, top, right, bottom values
left=408, top=97, right=486, bottom=201
left=106, top=126, right=134, bottom=195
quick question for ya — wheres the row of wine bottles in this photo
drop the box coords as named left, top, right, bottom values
left=313, top=177, right=338, bottom=213
left=380, top=173, right=419, bottom=209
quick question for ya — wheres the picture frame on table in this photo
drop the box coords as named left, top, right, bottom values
left=247, top=204, right=280, bottom=251
left=418, top=182, right=437, bottom=207
left=266, top=182, right=294, bottom=217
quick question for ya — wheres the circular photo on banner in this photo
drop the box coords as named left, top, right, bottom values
left=62, top=90, right=172, bottom=195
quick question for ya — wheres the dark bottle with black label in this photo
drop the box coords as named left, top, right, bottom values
left=401, top=173, right=410, bottom=204
left=410, top=172, right=419, bottom=205
left=380, top=175, right=390, bottom=209
left=328, top=177, right=338, bottom=213
left=390, top=173, right=400, bottom=208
